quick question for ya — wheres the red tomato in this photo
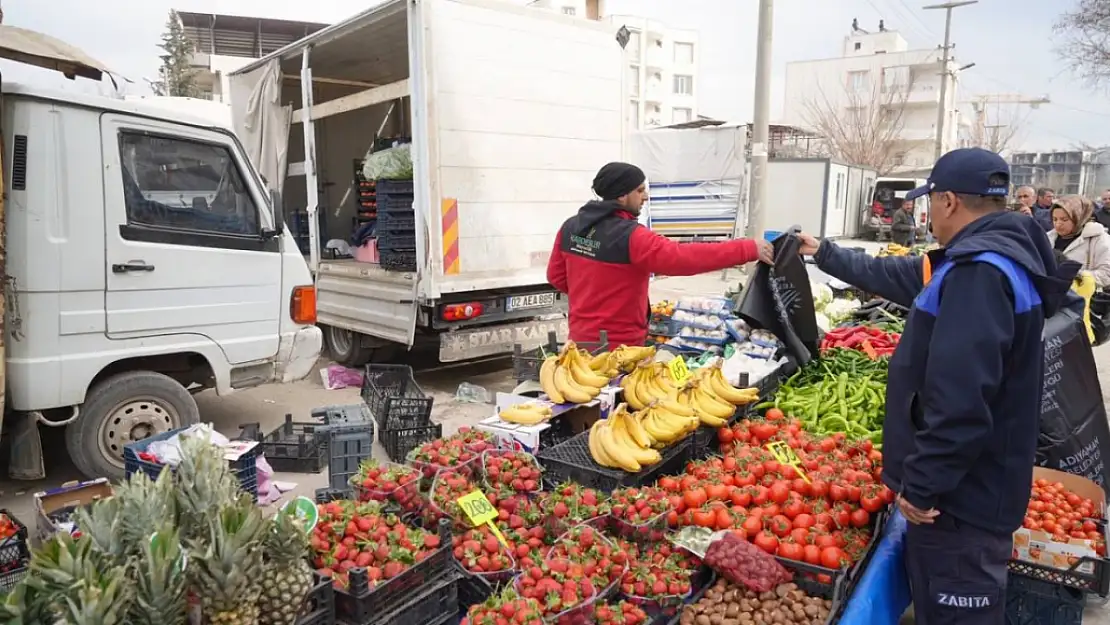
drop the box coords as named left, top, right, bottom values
left=754, top=531, right=780, bottom=554
left=820, top=546, right=847, bottom=569
left=778, top=541, right=804, bottom=560
left=768, top=482, right=791, bottom=505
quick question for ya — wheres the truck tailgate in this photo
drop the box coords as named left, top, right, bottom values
left=315, top=260, right=417, bottom=345
left=416, top=0, right=624, bottom=296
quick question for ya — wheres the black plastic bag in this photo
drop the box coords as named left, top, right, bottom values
left=735, top=228, right=819, bottom=365
left=1037, top=299, right=1110, bottom=494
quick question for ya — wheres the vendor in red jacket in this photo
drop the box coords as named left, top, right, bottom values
left=547, top=162, right=773, bottom=347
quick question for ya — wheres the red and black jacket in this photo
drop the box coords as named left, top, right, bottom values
left=547, top=200, right=759, bottom=347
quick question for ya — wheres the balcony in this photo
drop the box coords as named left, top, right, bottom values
left=899, top=127, right=937, bottom=142
left=187, top=51, right=212, bottom=69
left=883, top=83, right=940, bottom=106
left=645, top=44, right=666, bottom=68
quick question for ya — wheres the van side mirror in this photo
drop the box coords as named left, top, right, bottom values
left=263, top=189, right=285, bottom=238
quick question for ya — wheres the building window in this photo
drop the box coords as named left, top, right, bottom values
left=854, top=42, right=862, bottom=50
left=627, top=30, right=641, bottom=52
left=673, top=74, right=693, bottom=96
left=673, top=42, right=694, bottom=64
left=848, top=70, right=869, bottom=91
left=117, top=131, right=262, bottom=243
left=672, top=107, right=692, bottom=124
left=629, top=65, right=640, bottom=94
left=629, top=101, right=639, bottom=129
left=561, top=6, right=576, bottom=15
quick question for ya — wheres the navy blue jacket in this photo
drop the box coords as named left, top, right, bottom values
left=1032, top=205, right=1054, bottom=232
left=816, top=211, right=1075, bottom=533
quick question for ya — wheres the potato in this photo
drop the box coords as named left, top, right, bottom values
left=696, top=614, right=711, bottom=625
left=725, top=603, right=740, bottom=618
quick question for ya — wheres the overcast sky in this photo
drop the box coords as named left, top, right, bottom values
left=5, top=0, right=1109, bottom=152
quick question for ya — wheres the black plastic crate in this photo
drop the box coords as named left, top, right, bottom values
left=512, top=330, right=609, bottom=382
left=378, top=211, right=415, bottom=232
left=1007, top=516, right=1110, bottom=595
left=327, top=424, right=375, bottom=491
left=378, top=197, right=414, bottom=213
left=380, top=249, right=417, bottom=272
left=314, top=487, right=351, bottom=504
left=773, top=555, right=846, bottom=601
left=370, top=569, right=460, bottom=625
left=295, top=571, right=337, bottom=625
left=454, top=562, right=494, bottom=614
left=662, top=568, right=717, bottom=625
left=381, top=423, right=442, bottom=463
left=361, top=364, right=434, bottom=432
left=1005, top=572, right=1085, bottom=625
left=377, top=231, right=416, bottom=252
left=536, top=431, right=692, bottom=492
left=123, top=428, right=258, bottom=501
left=312, top=403, right=374, bottom=428
left=0, top=510, right=31, bottom=592
left=375, top=179, right=414, bottom=195
left=335, top=519, right=453, bottom=623
left=242, top=414, right=326, bottom=473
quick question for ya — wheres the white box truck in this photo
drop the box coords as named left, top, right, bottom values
left=0, top=28, right=323, bottom=480
left=229, top=0, right=625, bottom=365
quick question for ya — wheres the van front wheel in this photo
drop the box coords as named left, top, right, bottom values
left=66, top=371, right=200, bottom=481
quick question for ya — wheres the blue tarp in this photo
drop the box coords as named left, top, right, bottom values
left=838, top=509, right=912, bottom=625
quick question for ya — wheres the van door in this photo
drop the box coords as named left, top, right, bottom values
left=100, top=114, right=282, bottom=364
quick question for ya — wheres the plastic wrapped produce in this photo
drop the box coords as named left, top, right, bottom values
left=702, top=532, right=792, bottom=592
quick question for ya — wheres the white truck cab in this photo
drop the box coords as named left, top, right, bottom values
left=1, top=79, right=322, bottom=480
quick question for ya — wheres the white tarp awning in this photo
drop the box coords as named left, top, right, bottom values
left=0, top=25, right=111, bottom=81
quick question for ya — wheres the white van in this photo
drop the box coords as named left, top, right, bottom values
left=0, top=34, right=322, bottom=480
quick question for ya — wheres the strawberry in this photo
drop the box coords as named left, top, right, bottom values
left=594, top=601, right=650, bottom=625
left=351, top=459, right=423, bottom=512
left=462, top=586, right=545, bottom=625
left=483, top=449, right=543, bottom=494
left=514, top=558, right=596, bottom=621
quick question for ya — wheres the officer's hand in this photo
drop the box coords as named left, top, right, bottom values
left=897, top=495, right=939, bottom=525
left=797, top=232, right=820, bottom=256
left=756, top=239, right=774, bottom=265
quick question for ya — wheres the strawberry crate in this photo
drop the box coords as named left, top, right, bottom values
left=512, top=330, right=609, bottom=383
left=240, top=414, right=326, bottom=473
left=0, top=510, right=30, bottom=592
left=368, top=567, right=460, bottom=625
left=334, top=519, right=453, bottom=623
left=381, top=422, right=442, bottom=463
left=361, top=364, right=434, bottom=432
left=122, top=428, right=258, bottom=501
left=536, top=432, right=692, bottom=492
left=294, top=571, right=336, bottom=625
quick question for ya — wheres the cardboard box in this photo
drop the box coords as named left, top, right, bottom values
left=478, top=390, right=619, bottom=453
left=1012, top=466, right=1108, bottom=575
left=33, top=478, right=114, bottom=544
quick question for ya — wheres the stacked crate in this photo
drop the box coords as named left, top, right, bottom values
left=376, top=179, right=416, bottom=271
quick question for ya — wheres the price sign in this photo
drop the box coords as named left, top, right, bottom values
left=281, top=496, right=320, bottom=532
left=667, top=357, right=690, bottom=384
left=457, top=490, right=510, bottom=549
left=765, top=441, right=811, bottom=484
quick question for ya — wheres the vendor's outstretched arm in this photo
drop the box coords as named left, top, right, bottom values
left=814, top=240, right=924, bottom=307
left=899, top=263, right=1013, bottom=510
left=630, top=227, right=759, bottom=276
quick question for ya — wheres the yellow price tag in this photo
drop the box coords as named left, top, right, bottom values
left=765, top=442, right=811, bottom=484
left=667, top=357, right=690, bottom=384
left=456, top=490, right=510, bottom=549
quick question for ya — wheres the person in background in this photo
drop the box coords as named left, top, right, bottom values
left=1031, top=187, right=1056, bottom=231
left=796, top=148, right=1075, bottom=625
left=1048, top=194, right=1110, bottom=288
left=1013, top=185, right=1036, bottom=217
left=546, top=162, right=773, bottom=347
left=1093, top=189, right=1110, bottom=230
left=891, top=198, right=916, bottom=247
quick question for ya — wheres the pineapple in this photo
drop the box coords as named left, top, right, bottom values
left=258, top=512, right=314, bottom=625
left=115, top=469, right=177, bottom=550
left=128, top=525, right=189, bottom=625
left=74, top=495, right=128, bottom=565
left=190, top=500, right=266, bottom=625
left=29, top=534, right=135, bottom=623
left=174, top=436, right=243, bottom=542
left=53, top=563, right=134, bottom=625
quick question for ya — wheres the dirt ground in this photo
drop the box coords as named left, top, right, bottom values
left=2, top=266, right=1108, bottom=621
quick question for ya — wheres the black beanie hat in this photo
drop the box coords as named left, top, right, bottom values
left=592, top=162, right=646, bottom=201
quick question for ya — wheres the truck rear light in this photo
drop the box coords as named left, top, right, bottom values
left=291, top=285, right=317, bottom=325
left=443, top=302, right=483, bottom=321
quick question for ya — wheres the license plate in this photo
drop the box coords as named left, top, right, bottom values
left=506, top=293, right=555, bottom=312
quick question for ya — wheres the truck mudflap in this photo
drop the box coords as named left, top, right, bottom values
left=439, top=316, right=568, bottom=362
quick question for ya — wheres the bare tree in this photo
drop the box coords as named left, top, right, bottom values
left=971, top=109, right=1030, bottom=155
left=800, top=76, right=914, bottom=176
left=1054, top=0, right=1110, bottom=89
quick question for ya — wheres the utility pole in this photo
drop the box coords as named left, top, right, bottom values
left=746, top=0, right=774, bottom=244
left=924, top=1, right=975, bottom=161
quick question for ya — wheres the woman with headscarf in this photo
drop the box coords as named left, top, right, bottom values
left=1048, top=194, right=1110, bottom=288
left=546, top=162, right=774, bottom=347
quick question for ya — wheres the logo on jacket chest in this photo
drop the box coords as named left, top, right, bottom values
left=569, top=233, right=602, bottom=258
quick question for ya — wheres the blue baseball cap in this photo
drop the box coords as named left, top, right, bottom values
left=904, top=147, right=1011, bottom=201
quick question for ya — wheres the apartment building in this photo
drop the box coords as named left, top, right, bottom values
left=608, top=15, right=699, bottom=129
left=1010, top=151, right=1104, bottom=196
left=781, top=25, right=961, bottom=173
left=177, top=11, right=327, bottom=102
left=520, top=0, right=605, bottom=19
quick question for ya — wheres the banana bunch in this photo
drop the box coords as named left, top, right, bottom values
left=878, top=243, right=911, bottom=257
left=539, top=342, right=612, bottom=404
left=621, top=362, right=681, bottom=411
left=588, top=404, right=665, bottom=472
left=498, top=402, right=553, bottom=425
left=581, top=344, right=657, bottom=379
left=692, top=365, right=761, bottom=406
left=637, top=401, right=700, bottom=445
